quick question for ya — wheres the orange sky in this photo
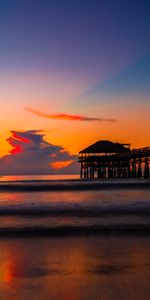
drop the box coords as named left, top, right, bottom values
left=1, top=97, right=150, bottom=159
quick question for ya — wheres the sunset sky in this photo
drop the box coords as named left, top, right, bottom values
left=0, top=0, right=150, bottom=174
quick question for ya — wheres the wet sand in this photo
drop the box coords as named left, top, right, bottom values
left=0, top=235, right=150, bottom=300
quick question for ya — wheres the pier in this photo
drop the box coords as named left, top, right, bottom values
left=79, top=141, right=150, bottom=179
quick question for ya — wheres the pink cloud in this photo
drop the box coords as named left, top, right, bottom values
left=26, top=107, right=116, bottom=122
left=0, top=130, right=78, bottom=175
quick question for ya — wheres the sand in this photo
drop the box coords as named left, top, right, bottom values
left=0, top=235, right=150, bottom=300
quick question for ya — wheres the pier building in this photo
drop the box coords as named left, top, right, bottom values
left=79, top=140, right=150, bottom=179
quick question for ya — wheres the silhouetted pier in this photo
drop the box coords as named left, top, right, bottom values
left=79, top=141, right=150, bottom=179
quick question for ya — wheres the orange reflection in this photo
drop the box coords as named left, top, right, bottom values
left=0, top=258, right=14, bottom=284
left=0, top=236, right=150, bottom=299
left=4, top=264, right=14, bottom=284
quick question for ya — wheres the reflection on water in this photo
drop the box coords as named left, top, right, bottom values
left=0, top=236, right=150, bottom=300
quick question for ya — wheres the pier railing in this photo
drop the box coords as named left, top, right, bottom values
left=79, top=146, right=150, bottom=162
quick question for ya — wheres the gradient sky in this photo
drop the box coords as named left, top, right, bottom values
left=0, top=0, right=150, bottom=174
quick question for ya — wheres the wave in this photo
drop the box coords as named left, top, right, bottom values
left=0, top=204, right=150, bottom=235
left=0, top=224, right=150, bottom=236
left=0, top=179, right=150, bottom=191
left=0, top=179, right=150, bottom=236
left=0, top=204, right=150, bottom=216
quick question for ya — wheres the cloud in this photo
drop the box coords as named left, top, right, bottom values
left=0, top=130, right=78, bottom=175
left=26, top=107, right=116, bottom=122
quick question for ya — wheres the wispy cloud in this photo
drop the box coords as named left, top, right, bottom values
left=26, top=107, right=116, bottom=122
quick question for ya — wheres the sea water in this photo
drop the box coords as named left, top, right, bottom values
left=0, top=175, right=150, bottom=234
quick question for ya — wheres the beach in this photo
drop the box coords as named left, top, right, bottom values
left=0, top=235, right=150, bottom=300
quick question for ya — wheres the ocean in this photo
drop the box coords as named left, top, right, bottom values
left=0, top=175, right=150, bottom=299
left=0, top=175, right=150, bottom=234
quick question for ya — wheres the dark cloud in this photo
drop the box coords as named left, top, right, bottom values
left=0, top=130, right=78, bottom=175
left=26, top=107, right=116, bottom=122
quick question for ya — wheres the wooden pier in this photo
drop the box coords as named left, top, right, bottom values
left=79, top=141, right=150, bottom=179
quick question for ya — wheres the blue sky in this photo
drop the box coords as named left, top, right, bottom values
left=1, top=0, right=150, bottom=77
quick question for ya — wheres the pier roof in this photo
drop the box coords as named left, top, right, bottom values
left=79, top=140, right=130, bottom=154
